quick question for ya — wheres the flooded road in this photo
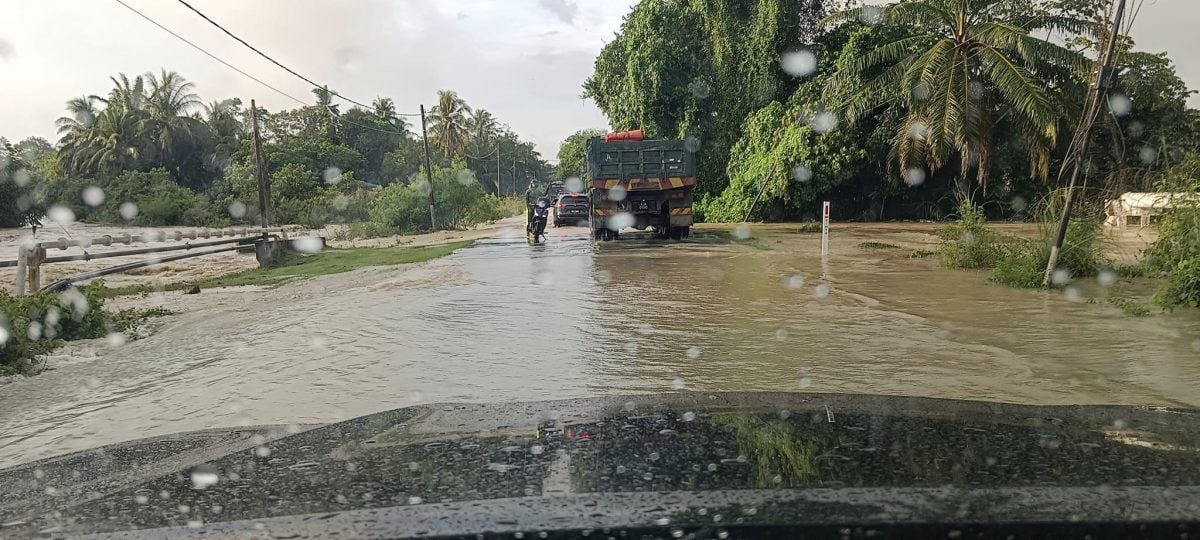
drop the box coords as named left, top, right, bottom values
left=2, top=223, right=1200, bottom=469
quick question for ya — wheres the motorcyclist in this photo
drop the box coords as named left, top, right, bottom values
left=528, top=196, right=551, bottom=242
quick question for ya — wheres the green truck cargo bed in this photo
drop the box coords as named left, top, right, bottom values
left=586, top=138, right=697, bottom=180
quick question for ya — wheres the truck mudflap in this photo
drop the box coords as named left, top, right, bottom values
left=669, top=207, right=694, bottom=227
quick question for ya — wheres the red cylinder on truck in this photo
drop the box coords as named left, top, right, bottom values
left=603, top=129, right=644, bottom=142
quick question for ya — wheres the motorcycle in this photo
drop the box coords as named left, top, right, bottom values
left=528, top=197, right=550, bottom=243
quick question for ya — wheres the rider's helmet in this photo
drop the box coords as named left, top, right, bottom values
left=536, top=197, right=550, bottom=208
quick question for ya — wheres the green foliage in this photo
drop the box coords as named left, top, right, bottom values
left=1, top=283, right=110, bottom=374
left=369, top=181, right=431, bottom=233
left=556, top=128, right=606, bottom=180
left=344, top=222, right=399, bottom=240
left=0, top=139, right=47, bottom=227
left=713, top=414, right=817, bottom=487
left=937, top=199, right=1006, bottom=269
left=988, top=200, right=1104, bottom=288
left=1153, top=258, right=1200, bottom=309
left=1144, top=159, right=1200, bottom=308
left=1107, top=297, right=1153, bottom=317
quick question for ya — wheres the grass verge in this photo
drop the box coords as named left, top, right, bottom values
left=103, top=240, right=473, bottom=296
left=858, top=242, right=900, bottom=250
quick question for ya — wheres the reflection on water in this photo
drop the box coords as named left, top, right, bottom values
left=1, top=224, right=1199, bottom=469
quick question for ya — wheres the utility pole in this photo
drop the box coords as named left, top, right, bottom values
left=496, top=141, right=502, bottom=197
left=1043, top=0, right=1126, bottom=287
left=420, top=104, right=436, bottom=229
left=512, top=160, right=519, bottom=197
left=250, top=99, right=269, bottom=229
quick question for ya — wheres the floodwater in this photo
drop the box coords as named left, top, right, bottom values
left=2, top=222, right=1199, bottom=469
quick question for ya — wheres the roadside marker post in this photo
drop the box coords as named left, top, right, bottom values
left=821, top=201, right=830, bottom=257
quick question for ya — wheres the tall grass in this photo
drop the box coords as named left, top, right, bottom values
left=937, top=198, right=1007, bottom=269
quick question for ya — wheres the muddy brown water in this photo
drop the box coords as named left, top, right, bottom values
left=1, top=222, right=1198, bottom=469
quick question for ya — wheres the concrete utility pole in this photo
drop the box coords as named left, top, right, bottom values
left=250, top=99, right=270, bottom=230
left=496, top=141, right=502, bottom=197
left=1043, top=0, right=1127, bottom=287
left=420, top=104, right=436, bottom=229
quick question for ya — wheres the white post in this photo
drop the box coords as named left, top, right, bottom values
left=821, top=201, right=830, bottom=257
left=14, top=246, right=28, bottom=296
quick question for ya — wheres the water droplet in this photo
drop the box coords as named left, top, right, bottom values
left=1010, top=196, right=1028, bottom=213
left=685, top=346, right=701, bottom=359
left=407, top=496, right=423, bottom=505
left=293, top=236, right=323, bottom=254
left=178, top=504, right=191, bottom=514
left=653, top=517, right=670, bottom=526
left=47, top=205, right=75, bottom=225
left=690, top=79, right=712, bottom=99
left=682, top=411, right=696, bottom=422
left=609, top=185, right=627, bottom=202
left=798, top=376, right=812, bottom=389
left=105, top=332, right=126, bottom=347
left=119, top=202, right=139, bottom=221
left=1098, top=270, right=1117, bottom=287
left=533, top=269, right=555, bottom=286
left=649, top=452, right=660, bottom=461
left=782, top=274, right=804, bottom=290
left=912, top=82, right=931, bottom=101
left=530, top=444, right=544, bottom=455
left=0, top=326, right=8, bottom=347
left=12, top=169, right=31, bottom=187
left=324, top=166, right=344, bottom=185
left=1051, top=268, right=1071, bottom=286
left=1108, top=94, right=1132, bottom=117
left=255, top=446, right=271, bottom=458
left=81, top=186, right=105, bottom=207
left=812, top=283, right=830, bottom=299
left=595, top=270, right=612, bottom=284
left=609, top=211, right=634, bottom=230
left=565, top=177, right=584, bottom=193
left=134, top=494, right=149, bottom=504
left=1138, top=146, right=1157, bottom=165
left=1063, top=285, right=1082, bottom=303
left=684, top=135, right=701, bottom=153
left=190, top=470, right=219, bottom=490
left=732, top=223, right=751, bottom=240
left=774, top=328, right=788, bottom=341
left=636, top=323, right=654, bottom=335
left=780, top=49, right=817, bottom=77
left=717, top=530, right=730, bottom=539
left=228, top=201, right=247, bottom=219
left=671, top=377, right=685, bottom=390
left=903, top=168, right=926, bottom=187
left=859, top=5, right=883, bottom=24
left=671, top=528, right=684, bottom=538
left=809, top=111, right=839, bottom=133
left=906, top=121, right=928, bottom=141
left=792, top=165, right=812, bottom=183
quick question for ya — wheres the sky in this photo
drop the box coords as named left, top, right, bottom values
left=0, top=0, right=1196, bottom=161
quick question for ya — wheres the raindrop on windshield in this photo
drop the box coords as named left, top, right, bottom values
left=595, top=269, right=613, bottom=284
left=47, top=205, right=75, bottom=225
left=690, top=79, right=712, bottom=99
left=81, top=186, right=105, bottom=207
left=105, top=332, right=125, bottom=347
left=407, top=496, right=423, bottom=505
left=912, top=82, right=931, bottom=101
left=1010, top=196, right=1028, bottom=214
left=782, top=274, right=805, bottom=290
left=228, top=201, right=247, bottom=219
left=780, top=49, right=817, bottom=77
left=0, top=326, right=9, bottom=347
left=1098, top=269, right=1117, bottom=287
left=809, top=111, right=839, bottom=133
left=792, top=165, right=812, bottom=183
left=812, top=283, right=830, bottom=299
left=907, top=121, right=928, bottom=141
left=292, top=236, right=323, bottom=254
left=533, top=269, right=555, bottom=286
left=798, top=376, right=812, bottom=388
left=609, top=185, right=628, bottom=202
left=637, top=323, right=654, bottom=335
left=903, top=168, right=926, bottom=187
left=254, top=446, right=271, bottom=458
left=671, top=377, right=686, bottom=390
left=682, top=411, right=696, bottom=422
left=859, top=5, right=883, bottom=24
left=455, top=169, right=474, bottom=186
left=134, top=494, right=149, bottom=504
left=324, top=166, right=343, bottom=185
left=1137, top=146, right=1157, bottom=165
left=653, top=517, right=670, bottom=526
left=12, top=169, right=30, bottom=187
left=565, top=177, right=584, bottom=193
left=684, top=134, right=702, bottom=153
left=1051, top=268, right=1071, bottom=286
left=190, top=469, right=219, bottom=490
left=609, top=211, right=635, bottom=230
left=1063, top=285, right=1082, bottom=303
left=774, top=328, right=788, bottom=341
left=686, top=346, right=701, bottom=359
left=732, top=223, right=751, bottom=240
left=119, top=202, right=139, bottom=221
left=1108, top=94, right=1133, bottom=117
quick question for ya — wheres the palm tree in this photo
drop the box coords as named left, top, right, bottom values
left=56, top=96, right=101, bottom=136
left=144, top=70, right=205, bottom=168
left=429, top=90, right=471, bottom=158
left=146, top=69, right=202, bottom=119
left=824, top=0, right=1089, bottom=192
left=372, top=97, right=410, bottom=135
left=467, top=108, right=499, bottom=143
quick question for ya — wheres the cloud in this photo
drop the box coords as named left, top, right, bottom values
left=538, top=0, right=579, bottom=24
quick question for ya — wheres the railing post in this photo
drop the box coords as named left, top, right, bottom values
left=14, top=246, right=28, bottom=296
left=27, top=247, right=44, bottom=293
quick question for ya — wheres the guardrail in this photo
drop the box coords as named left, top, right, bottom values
left=3, top=227, right=304, bottom=295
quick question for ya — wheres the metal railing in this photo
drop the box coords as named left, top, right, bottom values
left=3, top=227, right=303, bottom=295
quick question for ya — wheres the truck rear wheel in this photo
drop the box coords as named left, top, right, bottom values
left=669, top=226, right=690, bottom=241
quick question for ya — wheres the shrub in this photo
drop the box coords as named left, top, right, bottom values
left=1, top=283, right=110, bottom=374
left=938, top=198, right=1005, bottom=269
left=369, top=182, right=429, bottom=232
left=345, top=221, right=398, bottom=240
left=989, top=203, right=1104, bottom=288
left=1153, top=257, right=1200, bottom=309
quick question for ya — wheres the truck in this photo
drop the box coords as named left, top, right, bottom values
left=586, top=130, right=697, bottom=241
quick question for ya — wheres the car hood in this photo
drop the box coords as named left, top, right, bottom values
left=3, top=392, right=1200, bottom=537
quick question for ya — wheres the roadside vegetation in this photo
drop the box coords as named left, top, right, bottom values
left=1, top=283, right=171, bottom=375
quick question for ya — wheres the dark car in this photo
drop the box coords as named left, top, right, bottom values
left=553, top=193, right=590, bottom=227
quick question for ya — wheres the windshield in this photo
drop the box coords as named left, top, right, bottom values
left=2, top=0, right=1200, bottom=536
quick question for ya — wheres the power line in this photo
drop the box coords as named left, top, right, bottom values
left=173, top=0, right=420, bottom=117
left=112, top=0, right=308, bottom=107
